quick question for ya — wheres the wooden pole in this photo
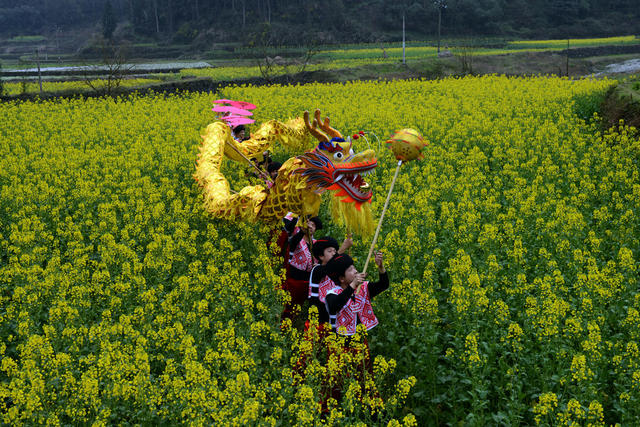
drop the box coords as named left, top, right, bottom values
left=225, top=139, right=274, bottom=185
left=362, top=159, right=402, bottom=274
left=437, top=7, right=442, bottom=54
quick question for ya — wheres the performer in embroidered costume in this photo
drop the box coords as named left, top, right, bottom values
left=280, top=215, right=322, bottom=321
left=318, top=252, right=387, bottom=406
left=281, top=215, right=353, bottom=321
left=325, top=252, right=388, bottom=335
left=292, top=236, right=345, bottom=381
left=308, top=236, right=342, bottom=324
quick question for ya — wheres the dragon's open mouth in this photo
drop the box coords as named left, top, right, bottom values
left=295, top=149, right=378, bottom=208
left=333, top=160, right=377, bottom=203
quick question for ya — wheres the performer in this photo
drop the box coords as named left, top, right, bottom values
left=280, top=215, right=322, bottom=321
left=231, top=124, right=247, bottom=141
left=293, top=235, right=353, bottom=389
left=325, top=251, right=388, bottom=335
left=321, top=251, right=387, bottom=406
left=266, top=161, right=282, bottom=188
left=308, top=235, right=352, bottom=325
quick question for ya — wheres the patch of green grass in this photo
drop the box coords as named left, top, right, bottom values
left=616, top=76, right=640, bottom=102
left=131, top=43, right=157, bottom=48
left=8, top=35, right=46, bottom=43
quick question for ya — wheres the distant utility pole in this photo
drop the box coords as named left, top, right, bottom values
left=437, top=7, right=441, bottom=53
left=434, top=0, right=447, bottom=54
left=36, top=48, right=43, bottom=94
left=402, top=14, right=406, bottom=65
left=566, top=39, right=570, bottom=76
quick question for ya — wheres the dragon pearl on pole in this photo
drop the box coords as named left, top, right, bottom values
left=362, top=128, right=428, bottom=274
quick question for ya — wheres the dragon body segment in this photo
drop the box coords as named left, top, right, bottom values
left=194, top=110, right=377, bottom=235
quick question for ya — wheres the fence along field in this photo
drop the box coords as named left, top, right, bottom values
left=1, top=75, right=639, bottom=425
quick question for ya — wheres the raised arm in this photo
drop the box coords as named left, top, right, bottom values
left=326, top=273, right=365, bottom=314
left=369, top=251, right=389, bottom=298
left=338, top=233, right=353, bottom=254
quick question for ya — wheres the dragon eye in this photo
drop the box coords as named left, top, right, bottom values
left=333, top=152, right=344, bottom=160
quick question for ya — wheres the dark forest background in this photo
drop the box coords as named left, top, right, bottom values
left=1, top=0, right=639, bottom=45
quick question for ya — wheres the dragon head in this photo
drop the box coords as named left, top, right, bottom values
left=294, top=110, right=378, bottom=234
left=297, top=138, right=377, bottom=210
left=296, top=110, right=377, bottom=210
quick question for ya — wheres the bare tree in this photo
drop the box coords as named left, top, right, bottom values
left=249, top=25, right=320, bottom=84
left=167, top=0, right=174, bottom=34
left=455, top=44, right=476, bottom=75
left=82, top=40, right=134, bottom=96
left=241, top=0, right=246, bottom=28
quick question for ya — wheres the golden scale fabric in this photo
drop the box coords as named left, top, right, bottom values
left=194, top=114, right=377, bottom=236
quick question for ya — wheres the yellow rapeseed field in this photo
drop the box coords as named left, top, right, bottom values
left=1, top=75, right=639, bottom=425
left=509, top=35, right=638, bottom=47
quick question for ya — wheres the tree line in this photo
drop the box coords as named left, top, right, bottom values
left=1, top=0, right=639, bottom=44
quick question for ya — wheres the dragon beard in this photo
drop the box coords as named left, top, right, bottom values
left=330, top=196, right=375, bottom=236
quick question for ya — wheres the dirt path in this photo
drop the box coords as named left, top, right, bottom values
left=593, top=58, right=640, bottom=76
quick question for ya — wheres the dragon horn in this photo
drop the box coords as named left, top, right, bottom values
left=322, top=117, right=343, bottom=139
left=304, top=110, right=329, bottom=142
left=315, top=109, right=343, bottom=139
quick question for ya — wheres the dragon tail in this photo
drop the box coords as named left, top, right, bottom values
left=194, top=122, right=267, bottom=221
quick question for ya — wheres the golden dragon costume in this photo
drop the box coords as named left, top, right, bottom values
left=194, top=109, right=377, bottom=235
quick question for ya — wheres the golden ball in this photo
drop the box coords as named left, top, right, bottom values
left=385, top=128, right=427, bottom=161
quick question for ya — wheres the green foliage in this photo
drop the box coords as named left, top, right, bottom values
left=173, top=23, right=198, bottom=44
left=573, top=87, right=610, bottom=121
left=8, top=35, right=46, bottom=42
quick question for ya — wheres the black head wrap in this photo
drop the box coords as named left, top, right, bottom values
left=312, top=236, right=339, bottom=259
left=307, top=216, right=323, bottom=230
left=267, top=161, right=282, bottom=174
left=326, top=253, right=354, bottom=282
